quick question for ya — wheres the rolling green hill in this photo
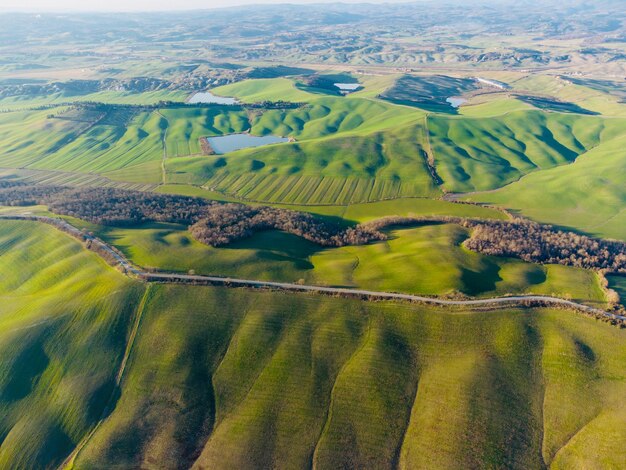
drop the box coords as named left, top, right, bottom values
left=469, top=132, right=626, bottom=241
left=1, top=78, right=623, bottom=209
left=92, top=221, right=606, bottom=306
left=429, top=110, right=624, bottom=192
left=0, top=219, right=624, bottom=470
left=0, top=220, right=144, bottom=469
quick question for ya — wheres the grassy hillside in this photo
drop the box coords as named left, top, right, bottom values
left=0, top=90, right=189, bottom=111
left=211, top=78, right=317, bottom=103
left=2, top=78, right=622, bottom=209
left=160, top=107, right=250, bottom=157
left=165, top=121, right=438, bottom=204
left=75, top=287, right=626, bottom=469
left=0, top=220, right=144, bottom=469
left=379, top=74, right=479, bottom=112
left=469, top=132, right=626, bottom=241
left=249, top=96, right=421, bottom=139
left=0, top=108, right=165, bottom=174
left=429, top=110, right=624, bottom=192
left=93, top=221, right=606, bottom=305
left=0, top=219, right=624, bottom=469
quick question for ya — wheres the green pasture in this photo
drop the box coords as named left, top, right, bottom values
left=0, top=219, right=623, bottom=469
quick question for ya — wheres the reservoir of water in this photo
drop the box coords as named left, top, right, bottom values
left=207, top=133, right=290, bottom=154
left=446, top=96, right=467, bottom=108
left=188, top=91, right=239, bottom=105
left=334, top=83, right=361, bottom=93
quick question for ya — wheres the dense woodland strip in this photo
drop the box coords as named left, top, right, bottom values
left=1, top=181, right=625, bottom=274
left=365, top=216, right=626, bottom=274
left=189, top=204, right=382, bottom=247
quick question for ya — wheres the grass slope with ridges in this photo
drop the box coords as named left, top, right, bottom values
left=0, top=220, right=144, bottom=470
left=77, top=285, right=626, bottom=470
left=429, top=110, right=624, bottom=192
left=0, top=220, right=624, bottom=469
left=93, top=221, right=606, bottom=305
left=468, top=132, right=626, bottom=241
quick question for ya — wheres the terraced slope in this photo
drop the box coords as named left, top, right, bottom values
left=0, top=220, right=624, bottom=469
left=0, top=108, right=165, bottom=174
left=167, top=122, right=438, bottom=203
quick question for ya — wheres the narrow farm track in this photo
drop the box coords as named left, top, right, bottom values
left=2, top=214, right=624, bottom=322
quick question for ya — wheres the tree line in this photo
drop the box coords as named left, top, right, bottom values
left=1, top=181, right=625, bottom=275
left=363, top=216, right=626, bottom=274
left=0, top=183, right=381, bottom=246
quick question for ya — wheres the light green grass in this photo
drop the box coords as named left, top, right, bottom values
left=77, top=285, right=626, bottom=470
left=468, top=133, right=626, bottom=241
left=93, top=221, right=606, bottom=304
left=211, top=78, right=318, bottom=103
left=608, top=275, right=626, bottom=308
left=160, top=107, right=249, bottom=157
left=429, top=110, right=624, bottom=192
left=29, top=111, right=166, bottom=173
left=154, top=185, right=506, bottom=221
left=310, top=224, right=606, bottom=302
left=342, top=198, right=507, bottom=222
left=0, top=220, right=144, bottom=470
left=1, top=220, right=624, bottom=469
left=167, top=121, right=439, bottom=204
left=0, top=90, right=188, bottom=110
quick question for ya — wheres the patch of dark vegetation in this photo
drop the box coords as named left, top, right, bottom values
left=189, top=204, right=382, bottom=247
left=0, top=182, right=382, bottom=247
left=300, top=76, right=337, bottom=92
left=0, top=183, right=213, bottom=224
left=464, top=219, right=626, bottom=273
left=564, top=76, right=626, bottom=102
left=514, top=94, right=599, bottom=115
left=247, top=65, right=314, bottom=79
left=2, top=182, right=625, bottom=273
left=0, top=77, right=173, bottom=99
left=379, top=75, right=480, bottom=112
left=298, top=75, right=343, bottom=94
left=365, top=216, right=626, bottom=274
left=46, top=188, right=214, bottom=226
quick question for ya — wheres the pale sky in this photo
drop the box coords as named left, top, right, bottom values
left=0, top=0, right=414, bottom=12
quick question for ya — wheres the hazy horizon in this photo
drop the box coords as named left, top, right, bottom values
left=1, top=0, right=422, bottom=13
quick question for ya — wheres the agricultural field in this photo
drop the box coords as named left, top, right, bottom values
left=0, top=220, right=145, bottom=469
left=0, top=220, right=624, bottom=469
left=1, top=2, right=626, bottom=468
left=89, top=220, right=606, bottom=306
left=468, top=132, right=626, bottom=241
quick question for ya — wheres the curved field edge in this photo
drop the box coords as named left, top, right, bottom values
left=466, top=132, right=626, bottom=242
left=0, top=220, right=625, bottom=469
left=89, top=220, right=608, bottom=306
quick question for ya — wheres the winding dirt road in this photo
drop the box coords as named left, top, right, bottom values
left=2, top=214, right=624, bottom=321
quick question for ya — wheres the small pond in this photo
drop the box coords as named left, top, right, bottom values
left=334, top=83, right=361, bottom=93
left=188, top=91, right=239, bottom=105
left=446, top=96, right=467, bottom=108
left=207, top=133, right=290, bottom=154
